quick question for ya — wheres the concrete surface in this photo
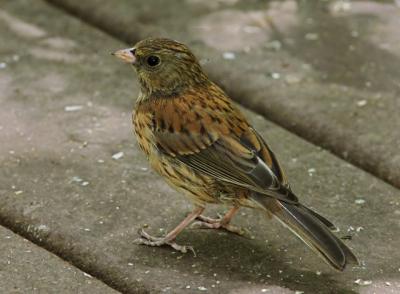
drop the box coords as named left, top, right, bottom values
left=0, top=0, right=400, bottom=293
left=45, top=0, right=400, bottom=190
left=0, top=225, right=118, bottom=294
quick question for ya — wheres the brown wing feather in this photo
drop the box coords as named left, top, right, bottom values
left=140, top=84, right=297, bottom=203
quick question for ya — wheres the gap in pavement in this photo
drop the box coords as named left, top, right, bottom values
left=0, top=216, right=129, bottom=293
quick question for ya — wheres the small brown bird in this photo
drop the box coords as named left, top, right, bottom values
left=113, top=38, right=358, bottom=270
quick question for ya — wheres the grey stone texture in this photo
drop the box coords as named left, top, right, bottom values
left=0, top=225, right=118, bottom=294
left=0, top=0, right=399, bottom=293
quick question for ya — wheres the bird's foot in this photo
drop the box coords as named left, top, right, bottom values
left=134, top=228, right=196, bottom=255
left=190, top=214, right=250, bottom=237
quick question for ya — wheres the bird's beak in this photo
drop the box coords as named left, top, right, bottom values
left=112, top=48, right=136, bottom=64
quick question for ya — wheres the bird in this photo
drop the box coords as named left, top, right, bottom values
left=112, top=37, right=358, bottom=271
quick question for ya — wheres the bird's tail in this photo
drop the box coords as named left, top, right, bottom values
left=251, top=194, right=358, bottom=271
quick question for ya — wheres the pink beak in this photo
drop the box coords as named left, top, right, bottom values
left=112, top=48, right=136, bottom=64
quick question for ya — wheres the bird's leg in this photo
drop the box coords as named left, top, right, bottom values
left=191, top=206, right=249, bottom=236
left=135, top=206, right=205, bottom=254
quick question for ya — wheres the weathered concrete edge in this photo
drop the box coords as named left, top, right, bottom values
left=0, top=212, right=147, bottom=294
left=0, top=224, right=119, bottom=294
left=44, top=0, right=399, bottom=190
left=44, top=0, right=141, bottom=44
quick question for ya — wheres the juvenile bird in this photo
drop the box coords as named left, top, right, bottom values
left=113, top=38, right=358, bottom=271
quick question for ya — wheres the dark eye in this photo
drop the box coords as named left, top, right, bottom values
left=130, top=48, right=136, bottom=55
left=146, top=55, right=160, bottom=67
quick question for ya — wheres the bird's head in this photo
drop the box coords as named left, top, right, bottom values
left=113, top=38, right=209, bottom=98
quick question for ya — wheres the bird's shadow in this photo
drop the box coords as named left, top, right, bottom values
left=131, top=227, right=358, bottom=293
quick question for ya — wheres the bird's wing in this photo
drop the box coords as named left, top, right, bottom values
left=149, top=87, right=298, bottom=204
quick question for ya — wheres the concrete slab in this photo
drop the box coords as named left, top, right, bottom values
left=0, top=0, right=400, bottom=293
left=0, top=225, right=118, bottom=294
left=45, top=0, right=400, bottom=190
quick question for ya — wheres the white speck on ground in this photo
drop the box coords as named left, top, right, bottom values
left=308, top=168, right=316, bottom=173
left=0, top=62, right=7, bottom=69
left=112, top=151, right=124, bottom=160
left=355, top=199, right=366, bottom=205
left=198, top=286, right=207, bottom=291
left=222, top=52, right=236, bottom=60
left=64, top=105, right=83, bottom=112
left=71, top=176, right=83, bottom=183
left=331, top=1, right=352, bottom=13
left=357, top=100, right=367, bottom=107
left=354, top=279, right=372, bottom=286
left=305, top=33, right=319, bottom=40
left=271, top=72, right=281, bottom=79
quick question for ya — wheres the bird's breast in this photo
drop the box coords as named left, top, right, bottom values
left=132, top=108, right=155, bottom=157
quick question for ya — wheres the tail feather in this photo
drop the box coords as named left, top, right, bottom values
left=301, top=205, right=336, bottom=230
left=251, top=194, right=358, bottom=271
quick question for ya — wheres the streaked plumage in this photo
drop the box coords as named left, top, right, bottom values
left=113, top=38, right=358, bottom=271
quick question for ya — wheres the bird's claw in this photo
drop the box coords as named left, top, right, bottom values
left=190, top=215, right=251, bottom=238
left=134, top=228, right=196, bottom=256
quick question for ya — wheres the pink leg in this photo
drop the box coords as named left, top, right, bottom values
left=191, top=206, right=249, bottom=236
left=135, top=206, right=204, bottom=254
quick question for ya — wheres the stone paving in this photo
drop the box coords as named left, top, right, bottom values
left=0, top=226, right=117, bottom=294
left=0, top=0, right=399, bottom=293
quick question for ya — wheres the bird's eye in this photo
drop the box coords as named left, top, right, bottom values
left=130, top=48, right=136, bottom=55
left=146, top=55, right=160, bottom=67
